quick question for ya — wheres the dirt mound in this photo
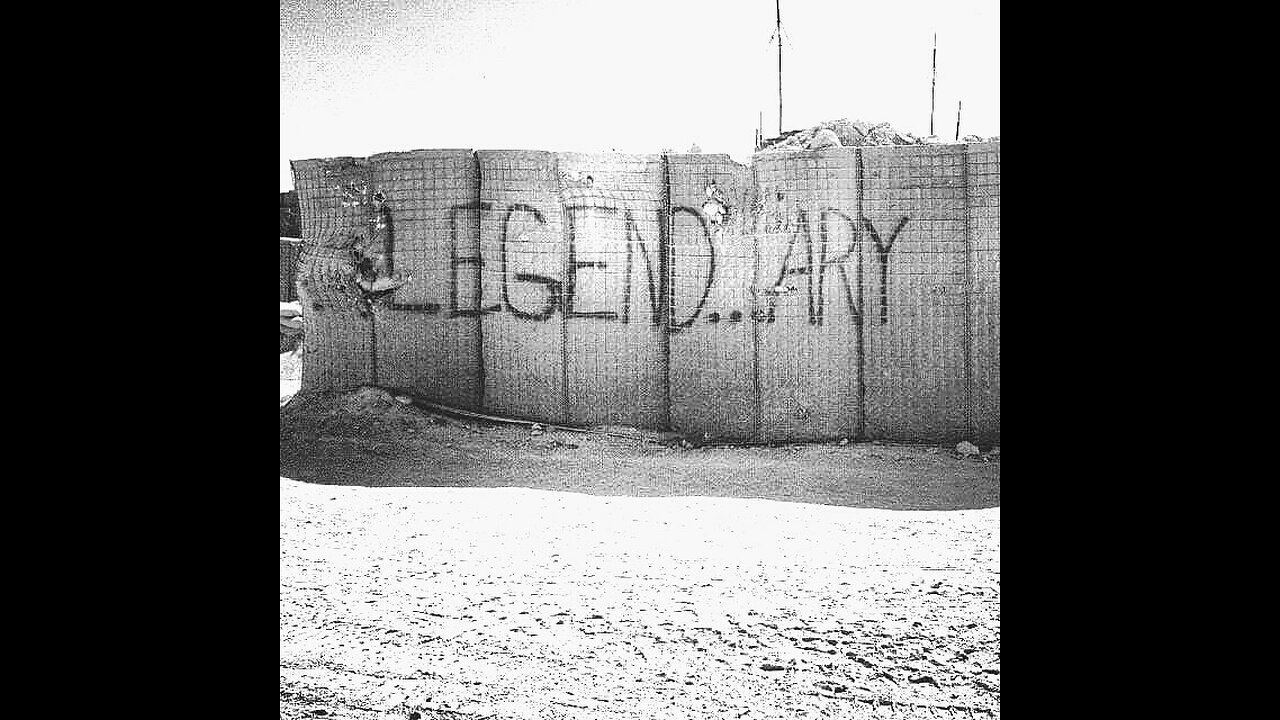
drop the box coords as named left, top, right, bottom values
left=280, top=386, right=435, bottom=439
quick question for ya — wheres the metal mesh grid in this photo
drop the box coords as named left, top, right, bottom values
left=666, top=154, right=758, bottom=440
left=368, top=149, right=483, bottom=409
left=290, top=157, right=374, bottom=312
left=754, top=148, right=863, bottom=442
left=290, top=143, right=1000, bottom=442
left=860, top=145, right=970, bottom=442
left=966, top=143, right=1000, bottom=444
left=291, top=157, right=377, bottom=393
left=301, top=309, right=375, bottom=391
left=279, top=238, right=302, bottom=302
left=476, top=150, right=567, bottom=422
left=556, top=152, right=668, bottom=428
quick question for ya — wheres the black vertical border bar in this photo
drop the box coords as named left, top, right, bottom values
left=659, top=154, right=673, bottom=430
left=470, top=151, right=487, bottom=411
left=962, top=144, right=974, bottom=440
left=854, top=147, right=866, bottom=440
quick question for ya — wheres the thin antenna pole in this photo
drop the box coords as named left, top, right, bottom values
left=955, top=100, right=962, bottom=140
left=777, top=0, right=783, bottom=134
left=930, top=33, right=937, bottom=136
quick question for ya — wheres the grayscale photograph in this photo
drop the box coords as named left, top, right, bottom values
left=280, top=1, right=1000, bottom=717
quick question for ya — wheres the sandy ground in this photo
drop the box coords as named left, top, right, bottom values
left=279, top=351, right=1000, bottom=719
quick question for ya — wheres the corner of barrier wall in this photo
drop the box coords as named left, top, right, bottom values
left=292, top=157, right=383, bottom=394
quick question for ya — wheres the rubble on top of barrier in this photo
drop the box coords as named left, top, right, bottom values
left=757, top=118, right=999, bottom=153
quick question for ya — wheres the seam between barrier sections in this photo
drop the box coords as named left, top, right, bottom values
left=370, top=311, right=378, bottom=387
left=855, top=148, right=867, bottom=440
left=751, top=161, right=763, bottom=443
left=659, top=154, right=673, bottom=430
left=369, top=166, right=379, bottom=387
left=555, top=153, right=571, bottom=425
left=962, top=146, right=973, bottom=439
left=470, top=151, right=486, bottom=411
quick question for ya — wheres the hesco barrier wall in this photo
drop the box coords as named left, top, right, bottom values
left=280, top=238, right=302, bottom=302
left=288, top=143, right=1000, bottom=444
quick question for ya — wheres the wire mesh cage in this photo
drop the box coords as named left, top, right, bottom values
left=556, top=152, right=667, bottom=429
left=368, top=149, right=483, bottom=410
left=666, top=154, right=757, bottom=440
left=279, top=238, right=302, bottom=303
left=290, top=143, right=1000, bottom=443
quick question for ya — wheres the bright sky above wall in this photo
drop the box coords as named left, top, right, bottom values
left=280, top=0, right=999, bottom=191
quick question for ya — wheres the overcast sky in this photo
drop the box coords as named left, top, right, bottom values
left=280, top=0, right=999, bottom=191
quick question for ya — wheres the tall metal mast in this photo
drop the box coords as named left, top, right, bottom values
left=776, top=0, right=783, bottom=134
left=930, top=33, right=937, bottom=136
